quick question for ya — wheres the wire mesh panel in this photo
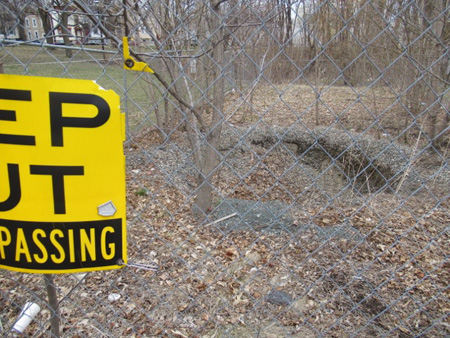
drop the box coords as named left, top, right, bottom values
left=1, top=0, right=449, bottom=337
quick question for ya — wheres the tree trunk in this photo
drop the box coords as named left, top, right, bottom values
left=194, top=0, right=225, bottom=215
left=38, top=7, right=55, bottom=46
left=18, top=16, right=28, bottom=41
left=434, top=105, right=449, bottom=148
left=284, top=0, right=293, bottom=45
left=61, top=12, right=72, bottom=57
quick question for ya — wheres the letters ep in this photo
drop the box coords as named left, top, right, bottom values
left=0, top=89, right=110, bottom=214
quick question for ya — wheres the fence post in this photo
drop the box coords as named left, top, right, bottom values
left=43, top=275, right=60, bottom=338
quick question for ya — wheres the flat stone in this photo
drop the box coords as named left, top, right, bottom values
left=245, top=251, right=261, bottom=265
left=291, top=296, right=309, bottom=313
left=266, top=290, right=293, bottom=306
left=209, top=198, right=293, bottom=232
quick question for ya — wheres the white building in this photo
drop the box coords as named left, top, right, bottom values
left=0, top=14, right=45, bottom=42
left=0, top=9, right=105, bottom=45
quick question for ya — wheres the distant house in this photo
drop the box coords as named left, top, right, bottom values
left=0, top=14, right=45, bottom=42
left=25, top=15, right=46, bottom=41
left=0, top=9, right=106, bottom=45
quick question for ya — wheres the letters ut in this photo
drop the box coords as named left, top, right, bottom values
left=0, top=89, right=110, bottom=214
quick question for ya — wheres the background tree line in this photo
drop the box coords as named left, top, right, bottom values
left=2, top=0, right=448, bottom=213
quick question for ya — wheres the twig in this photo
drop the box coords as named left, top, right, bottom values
left=395, top=129, right=422, bottom=194
left=205, top=212, right=237, bottom=226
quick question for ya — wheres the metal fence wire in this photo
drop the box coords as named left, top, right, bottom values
left=1, top=0, right=449, bottom=337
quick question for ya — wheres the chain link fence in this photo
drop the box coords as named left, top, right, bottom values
left=1, top=0, right=449, bottom=337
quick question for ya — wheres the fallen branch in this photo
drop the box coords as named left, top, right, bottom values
left=205, top=212, right=237, bottom=226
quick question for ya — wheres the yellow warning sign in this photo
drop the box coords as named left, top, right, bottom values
left=0, top=74, right=127, bottom=273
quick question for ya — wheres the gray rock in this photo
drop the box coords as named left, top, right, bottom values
left=315, top=223, right=364, bottom=242
left=208, top=198, right=293, bottom=232
left=266, top=290, right=293, bottom=306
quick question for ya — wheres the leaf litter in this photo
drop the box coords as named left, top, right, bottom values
left=1, top=84, right=449, bottom=337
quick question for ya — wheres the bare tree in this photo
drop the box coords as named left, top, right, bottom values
left=1, top=0, right=32, bottom=41
left=192, top=0, right=227, bottom=214
left=0, top=4, right=16, bottom=39
left=37, top=4, right=56, bottom=45
left=73, top=0, right=231, bottom=214
left=53, top=0, right=74, bottom=57
left=69, top=0, right=448, bottom=217
left=419, top=0, right=449, bottom=148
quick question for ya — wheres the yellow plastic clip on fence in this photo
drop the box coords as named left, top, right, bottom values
left=122, top=37, right=154, bottom=73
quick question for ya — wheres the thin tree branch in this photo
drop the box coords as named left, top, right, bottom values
left=72, top=0, right=207, bottom=131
